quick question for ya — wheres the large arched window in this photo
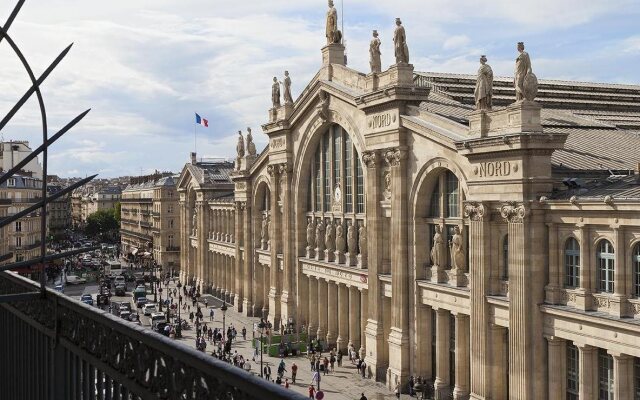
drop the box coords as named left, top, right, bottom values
left=308, top=124, right=364, bottom=214
left=565, top=237, right=580, bottom=288
left=426, top=170, right=465, bottom=269
left=597, top=240, right=615, bottom=293
left=633, top=243, right=640, bottom=297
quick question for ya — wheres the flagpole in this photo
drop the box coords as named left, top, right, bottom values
left=194, top=112, right=197, bottom=154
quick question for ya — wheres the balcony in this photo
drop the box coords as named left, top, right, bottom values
left=120, top=198, right=152, bottom=204
left=0, top=271, right=303, bottom=400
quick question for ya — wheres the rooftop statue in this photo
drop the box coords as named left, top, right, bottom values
left=514, top=42, right=538, bottom=102
left=246, top=127, right=256, bottom=157
left=474, top=55, right=493, bottom=111
left=393, top=18, right=409, bottom=64
left=271, top=77, right=281, bottom=108
left=282, top=71, right=293, bottom=105
left=326, top=0, right=342, bottom=44
left=369, top=30, right=382, bottom=73
left=236, top=130, right=245, bottom=158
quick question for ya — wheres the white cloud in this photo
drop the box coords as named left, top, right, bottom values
left=443, top=35, right=470, bottom=51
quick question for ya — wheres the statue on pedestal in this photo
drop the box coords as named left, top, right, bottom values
left=271, top=77, right=281, bottom=108
left=393, top=18, right=409, bottom=64
left=335, top=221, right=345, bottom=253
left=430, top=225, right=443, bottom=267
left=369, top=30, right=382, bottom=73
left=347, top=220, right=356, bottom=254
left=306, top=218, right=316, bottom=249
left=261, top=214, right=269, bottom=249
left=326, top=0, right=342, bottom=44
left=317, top=91, right=330, bottom=122
left=246, top=127, right=256, bottom=156
left=282, top=71, right=293, bottom=105
left=236, top=130, right=245, bottom=158
left=316, top=219, right=326, bottom=252
left=474, top=55, right=493, bottom=111
left=358, top=225, right=367, bottom=257
left=325, top=220, right=335, bottom=252
left=514, top=42, right=538, bottom=102
left=449, top=225, right=466, bottom=271
left=191, top=207, right=197, bottom=236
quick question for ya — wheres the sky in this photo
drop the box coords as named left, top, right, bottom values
left=1, top=0, right=639, bottom=178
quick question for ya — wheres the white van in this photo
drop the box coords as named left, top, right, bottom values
left=150, top=312, right=166, bottom=329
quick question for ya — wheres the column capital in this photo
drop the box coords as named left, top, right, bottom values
left=267, top=164, right=279, bottom=177
left=383, top=147, right=407, bottom=167
left=361, top=150, right=379, bottom=169
left=500, top=201, right=527, bottom=223
left=607, top=349, right=633, bottom=359
left=463, top=201, right=487, bottom=221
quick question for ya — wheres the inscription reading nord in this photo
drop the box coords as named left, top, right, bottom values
left=371, top=113, right=392, bottom=129
left=479, top=161, right=511, bottom=177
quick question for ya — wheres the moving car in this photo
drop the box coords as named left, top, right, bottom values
left=54, top=284, right=64, bottom=293
left=142, top=303, right=157, bottom=316
left=155, top=322, right=170, bottom=336
left=66, top=275, right=87, bottom=285
left=80, top=294, right=94, bottom=306
left=114, top=284, right=126, bottom=296
left=150, top=312, right=166, bottom=330
left=119, top=310, right=131, bottom=320
left=113, top=275, right=126, bottom=289
left=136, top=297, right=149, bottom=308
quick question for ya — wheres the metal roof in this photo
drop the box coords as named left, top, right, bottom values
left=551, top=174, right=640, bottom=200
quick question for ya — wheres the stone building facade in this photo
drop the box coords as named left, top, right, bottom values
left=46, top=184, right=71, bottom=240
left=71, top=185, right=121, bottom=228
left=179, top=34, right=640, bottom=399
left=120, top=173, right=180, bottom=271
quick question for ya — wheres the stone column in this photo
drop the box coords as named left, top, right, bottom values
left=359, top=288, right=368, bottom=359
left=577, top=344, right=597, bottom=400
left=317, top=278, right=328, bottom=343
left=545, top=223, right=560, bottom=304
left=464, top=202, right=490, bottom=400
left=415, top=303, right=433, bottom=381
left=453, top=314, right=470, bottom=400
left=196, top=200, right=208, bottom=293
left=267, top=164, right=281, bottom=328
left=489, top=325, right=508, bottom=400
left=434, top=308, right=451, bottom=397
left=348, top=285, right=361, bottom=350
left=546, top=336, right=566, bottom=400
left=362, top=151, right=385, bottom=376
left=612, top=351, right=633, bottom=400
left=384, top=148, right=410, bottom=389
left=279, top=164, right=295, bottom=326
left=308, top=276, right=318, bottom=338
left=252, top=259, right=262, bottom=315
left=262, top=264, right=270, bottom=317
left=326, top=281, right=338, bottom=349
left=611, top=227, right=628, bottom=317
left=179, top=200, right=187, bottom=281
left=336, top=283, right=349, bottom=352
left=576, top=224, right=592, bottom=310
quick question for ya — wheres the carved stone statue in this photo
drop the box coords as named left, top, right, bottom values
left=449, top=225, right=465, bottom=271
left=474, top=55, right=493, bottom=111
left=514, top=42, right=537, bottom=102
left=316, top=219, right=326, bottom=252
left=282, top=71, right=293, bottom=105
left=393, top=18, right=409, bottom=64
left=325, top=0, right=342, bottom=44
left=261, top=214, right=269, bottom=248
left=358, top=225, right=367, bottom=257
left=369, top=30, right=382, bottom=73
left=271, top=77, right=281, bottom=108
left=325, top=220, right=335, bottom=252
left=191, top=207, right=197, bottom=235
left=317, top=91, right=330, bottom=121
left=246, top=127, right=256, bottom=156
left=236, top=130, right=245, bottom=158
left=430, top=225, right=443, bottom=267
left=347, top=220, right=356, bottom=252
left=306, top=218, right=316, bottom=248
left=335, top=221, right=345, bottom=253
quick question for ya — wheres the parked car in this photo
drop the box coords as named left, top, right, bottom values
left=142, top=303, right=157, bottom=316
left=80, top=294, right=93, bottom=306
left=66, top=275, right=87, bottom=285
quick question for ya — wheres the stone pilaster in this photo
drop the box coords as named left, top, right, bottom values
left=385, top=147, right=410, bottom=390
left=577, top=344, right=597, bottom=400
left=611, top=351, right=634, bottom=400
left=261, top=264, right=269, bottom=318
left=178, top=200, right=187, bottom=281
left=415, top=303, right=433, bottom=381
left=545, top=336, right=566, bottom=400
left=241, top=202, right=253, bottom=316
left=317, top=278, right=328, bottom=344
left=326, top=280, right=338, bottom=348
left=362, top=150, right=385, bottom=378
left=196, top=200, right=207, bottom=293
left=489, top=325, right=508, bottom=400
left=464, top=201, right=490, bottom=400
left=234, top=203, right=243, bottom=311
left=545, top=222, right=561, bottom=304
left=611, top=227, right=628, bottom=317
left=279, top=164, right=295, bottom=326
left=348, top=285, right=361, bottom=350
left=359, top=288, right=368, bottom=360
left=434, top=308, right=451, bottom=398
left=336, top=283, right=349, bottom=352
left=308, top=276, right=318, bottom=338
left=576, top=224, right=592, bottom=310
left=267, top=164, right=281, bottom=328
left=453, top=314, right=470, bottom=400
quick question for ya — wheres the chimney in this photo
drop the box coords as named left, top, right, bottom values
left=190, top=152, right=197, bottom=165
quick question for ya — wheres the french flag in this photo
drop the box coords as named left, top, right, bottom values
left=195, top=113, right=208, bottom=127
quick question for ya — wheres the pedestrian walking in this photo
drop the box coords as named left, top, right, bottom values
left=408, top=375, right=415, bottom=396
left=264, top=364, right=271, bottom=381
left=360, top=393, right=368, bottom=400
left=242, top=326, right=247, bottom=340
left=394, top=382, right=400, bottom=399
left=361, top=360, right=366, bottom=378
left=308, top=385, right=316, bottom=400
left=323, top=357, right=329, bottom=375
left=337, top=350, right=342, bottom=367
left=209, top=308, right=214, bottom=321
left=311, top=370, right=321, bottom=391
left=330, top=354, right=335, bottom=371
left=291, top=362, right=298, bottom=383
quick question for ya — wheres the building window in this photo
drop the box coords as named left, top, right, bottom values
left=168, top=205, right=173, bottom=213
left=634, top=244, right=640, bottom=298
left=597, top=240, right=615, bottom=293
left=15, top=221, right=21, bottom=232
left=598, top=349, right=614, bottom=400
left=168, top=235, right=174, bottom=247
left=502, top=234, right=509, bottom=280
left=565, top=237, right=580, bottom=288
left=169, top=219, right=174, bottom=229
left=445, top=171, right=459, bottom=218
left=308, top=124, right=364, bottom=214
left=567, top=343, right=579, bottom=400
left=7, top=178, right=15, bottom=187
left=16, top=237, right=21, bottom=247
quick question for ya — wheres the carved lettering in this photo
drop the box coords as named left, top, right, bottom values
left=370, top=113, right=393, bottom=129
left=270, top=137, right=285, bottom=149
left=478, top=161, right=511, bottom=178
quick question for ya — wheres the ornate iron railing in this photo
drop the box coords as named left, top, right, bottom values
left=0, top=271, right=305, bottom=400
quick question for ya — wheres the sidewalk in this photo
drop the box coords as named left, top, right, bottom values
left=161, top=281, right=401, bottom=400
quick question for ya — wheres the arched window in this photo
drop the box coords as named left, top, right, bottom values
left=565, top=238, right=580, bottom=288
left=425, top=170, right=465, bottom=269
left=308, top=124, right=364, bottom=214
left=633, top=243, right=640, bottom=297
left=597, top=240, right=615, bottom=293
left=502, top=234, right=509, bottom=279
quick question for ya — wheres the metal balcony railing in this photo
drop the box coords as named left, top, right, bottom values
left=0, top=271, right=304, bottom=400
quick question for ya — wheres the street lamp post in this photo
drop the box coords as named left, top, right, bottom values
left=221, top=301, right=228, bottom=353
left=153, top=276, right=157, bottom=303
left=258, top=319, right=271, bottom=378
left=176, top=281, right=182, bottom=338
left=158, top=287, right=163, bottom=312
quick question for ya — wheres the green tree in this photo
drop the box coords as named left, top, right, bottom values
left=85, top=209, right=119, bottom=237
left=114, top=202, right=121, bottom=224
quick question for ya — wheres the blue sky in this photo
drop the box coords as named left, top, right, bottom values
left=1, top=0, right=639, bottom=178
